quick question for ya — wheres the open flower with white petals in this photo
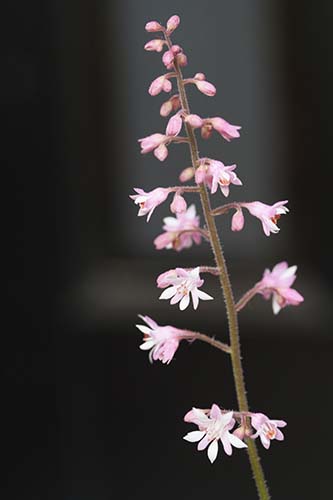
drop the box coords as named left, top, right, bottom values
left=258, top=261, right=304, bottom=314
left=183, top=404, right=247, bottom=463
left=136, top=314, right=186, bottom=364
left=130, top=187, right=171, bottom=221
left=251, top=413, right=287, bottom=449
left=242, top=200, right=289, bottom=236
left=158, top=267, right=213, bottom=310
left=209, top=161, right=242, bottom=197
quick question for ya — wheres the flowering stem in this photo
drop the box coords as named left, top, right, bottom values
left=165, top=33, right=270, bottom=500
left=183, top=330, right=231, bottom=354
left=236, top=284, right=261, bottom=313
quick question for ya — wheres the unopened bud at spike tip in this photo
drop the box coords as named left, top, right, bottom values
left=166, top=15, right=180, bottom=34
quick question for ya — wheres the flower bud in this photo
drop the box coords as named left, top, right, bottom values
left=166, top=15, right=180, bottom=34
left=170, top=192, right=187, bottom=214
left=201, top=122, right=213, bottom=139
left=177, top=53, right=188, bottom=67
left=194, top=164, right=207, bottom=184
left=194, top=72, right=206, bottom=81
left=195, top=80, right=216, bottom=96
left=160, top=100, right=173, bottom=117
left=145, top=21, right=163, bottom=32
left=179, top=167, right=194, bottom=182
left=231, top=208, right=245, bottom=232
left=185, top=114, right=203, bottom=128
left=144, top=39, right=165, bottom=52
left=162, top=50, right=174, bottom=67
left=166, top=113, right=183, bottom=136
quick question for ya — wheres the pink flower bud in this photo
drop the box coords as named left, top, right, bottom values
left=195, top=80, right=216, bottom=96
left=201, top=122, right=213, bottom=139
left=185, top=114, right=203, bottom=128
left=145, top=21, right=163, bottom=32
left=162, top=50, right=174, bottom=67
left=160, top=100, right=173, bottom=117
left=166, top=15, right=180, bottom=34
left=179, top=167, right=194, bottom=182
left=154, top=143, right=168, bottom=161
left=144, top=39, right=165, bottom=52
left=194, top=73, right=206, bottom=81
left=194, top=164, right=207, bottom=184
left=177, top=53, right=188, bottom=67
left=148, top=76, right=165, bottom=96
left=162, top=79, right=172, bottom=93
left=166, top=113, right=183, bottom=136
left=170, top=192, right=187, bottom=214
left=171, top=44, right=182, bottom=55
left=231, top=208, right=245, bottom=232
left=233, top=426, right=246, bottom=440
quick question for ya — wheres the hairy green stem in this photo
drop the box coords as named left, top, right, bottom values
left=165, top=33, right=270, bottom=500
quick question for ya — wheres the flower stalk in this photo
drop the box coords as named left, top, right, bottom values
left=164, top=30, right=271, bottom=500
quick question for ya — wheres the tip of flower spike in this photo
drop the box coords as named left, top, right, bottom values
left=166, top=15, right=180, bottom=35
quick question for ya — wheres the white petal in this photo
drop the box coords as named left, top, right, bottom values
left=281, top=265, right=297, bottom=279
left=159, top=287, right=177, bottom=300
left=191, top=289, right=199, bottom=310
left=196, top=289, right=214, bottom=301
left=135, top=324, right=151, bottom=335
left=183, top=430, right=206, bottom=443
left=272, top=294, right=281, bottom=315
left=207, top=440, right=219, bottom=463
left=228, top=432, right=247, bottom=449
left=139, top=340, right=155, bottom=350
left=179, top=294, right=190, bottom=310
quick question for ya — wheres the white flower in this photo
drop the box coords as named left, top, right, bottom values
left=183, top=404, right=247, bottom=463
left=158, top=267, right=213, bottom=310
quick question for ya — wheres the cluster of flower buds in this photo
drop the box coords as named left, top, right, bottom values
left=130, top=14, right=304, bottom=468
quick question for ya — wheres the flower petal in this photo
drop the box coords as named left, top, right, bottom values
left=207, top=440, right=219, bottom=463
left=183, top=430, right=206, bottom=443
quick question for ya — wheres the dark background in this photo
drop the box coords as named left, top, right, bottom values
left=4, top=1, right=333, bottom=499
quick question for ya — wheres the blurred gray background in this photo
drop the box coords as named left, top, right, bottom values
left=4, top=0, right=333, bottom=499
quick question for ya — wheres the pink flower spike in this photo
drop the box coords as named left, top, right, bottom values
left=170, top=192, right=187, bottom=214
left=185, top=114, right=203, bottom=128
left=166, top=15, right=180, bottom=34
left=130, top=187, right=171, bottom=222
left=145, top=21, right=163, bottom=33
left=158, top=267, right=213, bottom=311
left=179, top=167, right=194, bottom=182
left=209, top=161, right=242, bottom=197
left=242, top=200, right=289, bottom=236
left=231, top=208, right=245, bottom=232
left=136, top=314, right=185, bottom=364
left=195, top=80, right=216, bottom=96
left=154, top=204, right=203, bottom=251
left=160, top=94, right=181, bottom=117
left=166, top=113, right=183, bottom=136
left=184, top=404, right=247, bottom=463
left=257, top=262, right=304, bottom=314
left=251, top=413, right=287, bottom=449
left=144, top=39, right=165, bottom=52
left=211, top=117, right=241, bottom=141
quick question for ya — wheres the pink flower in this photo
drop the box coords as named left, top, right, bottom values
left=166, top=15, right=180, bottom=34
left=130, top=187, right=170, bottom=222
left=158, top=267, right=214, bottom=310
left=162, top=45, right=187, bottom=69
left=195, top=80, right=216, bottom=96
left=170, top=192, right=187, bottom=214
left=166, top=113, right=183, bottom=136
left=138, top=127, right=180, bottom=161
left=160, top=94, right=181, bottom=117
left=154, top=204, right=202, bottom=251
left=201, top=117, right=241, bottom=141
left=251, top=413, right=287, bottom=449
left=144, top=39, right=166, bottom=52
left=209, top=161, right=242, bottom=197
left=231, top=208, right=245, bottom=232
left=145, top=21, right=163, bottom=32
left=162, top=50, right=175, bottom=67
left=258, top=261, right=304, bottom=314
left=242, top=200, right=289, bottom=236
left=148, top=73, right=173, bottom=96
left=136, top=315, right=185, bottom=364
left=183, top=404, right=247, bottom=463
